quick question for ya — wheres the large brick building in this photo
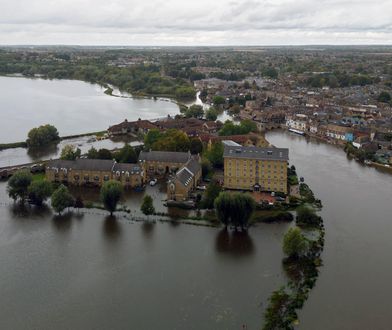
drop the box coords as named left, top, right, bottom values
left=46, top=159, right=145, bottom=188
left=138, top=150, right=192, bottom=176
left=223, top=145, right=289, bottom=194
left=167, top=157, right=202, bottom=201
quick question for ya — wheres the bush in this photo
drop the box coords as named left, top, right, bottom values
left=296, top=206, right=322, bottom=228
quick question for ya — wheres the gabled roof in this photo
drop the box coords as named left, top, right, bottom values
left=47, top=159, right=115, bottom=172
left=138, top=150, right=190, bottom=164
left=175, top=157, right=201, bottom=187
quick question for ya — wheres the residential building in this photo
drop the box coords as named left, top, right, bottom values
left=167, top=157, right=202, bottom=201
left=108, top=119, right=157, bottom=136
left=223, top=145, right=289, bottom=194
left=138, top=150, right=191, bottom=177
left=45, top=159, right=145, bottom=188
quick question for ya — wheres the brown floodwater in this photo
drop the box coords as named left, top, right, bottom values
left=0, top=178, right=290, bottom=330
left=266, top=130, right=392, bottom=330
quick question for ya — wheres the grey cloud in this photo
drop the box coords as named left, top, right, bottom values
left=0, top=0, right=391, bottom=44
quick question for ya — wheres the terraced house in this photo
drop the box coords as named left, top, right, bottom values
left=46, top=159, right=145, bottom=188
left=138, top=150, right=192, bottom=176
left=223, top=146, right=289, bottom=194
left=167, top=157, right=202, bottom=201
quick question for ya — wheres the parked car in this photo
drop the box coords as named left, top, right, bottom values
left=196, top=185, right=206, bottom=191
left=149, top=178, right=158, bottom=186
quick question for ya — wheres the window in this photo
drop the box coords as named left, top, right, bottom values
left=84, top=176, right=89, bottom=181
left=74, top=175, right=80, bottom=181
left=103, top=175, right=109, bottom=181
left=94, top=176, right=100, bottom=181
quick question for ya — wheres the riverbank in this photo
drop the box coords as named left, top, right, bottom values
left=275, top=127, right=392, bottom=174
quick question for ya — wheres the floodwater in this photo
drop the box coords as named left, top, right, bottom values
left=266, top=130, right=392, bottom=330
left=0, top=179, right=290, bottom=330
left=0, top=76, right=180, bottom=144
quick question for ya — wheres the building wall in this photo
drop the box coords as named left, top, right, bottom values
left=223, top=157, right=288, bottom=194
left=167, top=167, right=202, bottom=201
left=142, top=160, right=185, bottom=177
left=46, top=168, right=143, bottom=188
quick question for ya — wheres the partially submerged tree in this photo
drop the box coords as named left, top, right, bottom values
left=51, top=184, right=74, bottom=215
left=141, top=194, right=155, bottom=218
left=28, top=180, right=53, bottom=206
left=283, top=227, right=308, bottom=259
left=26, top=124, right=59, bottom=148
left=100, top=180, right=123, bottom=216
left=7, top=170, right=33, bottom=202
left=214, top=192, right=255, bottom=229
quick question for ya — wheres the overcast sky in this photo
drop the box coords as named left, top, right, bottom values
left=1, top=0, right=391, bottom=45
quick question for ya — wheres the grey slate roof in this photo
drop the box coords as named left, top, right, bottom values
left=138, top=151, right=190, bottom=164
left=113, top=163, right=142, bottom=173
left=175, top=157, right=201, bottom=187
left=47, top=159, right=115, bottom=171
left=176, top=167, right=194, bottom=187
left=223, top=146, right=289, bottom=161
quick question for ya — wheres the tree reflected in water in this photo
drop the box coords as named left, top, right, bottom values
left=215, top=228, right=255, bottom=256
left=103, top=215, right=121, bottom=241
left=52, top=212, right=73, bottom=232
left=27, top=143, right=59, bottom=161
left=10, top=202, right=52, bottom=220
left=141, top=222, right=155, bottom=238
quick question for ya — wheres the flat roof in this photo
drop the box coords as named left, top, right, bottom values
left=223, top=146, right=289, bottom=161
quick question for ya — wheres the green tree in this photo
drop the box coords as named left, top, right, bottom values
left=230, top=193, right=255, bottom=229
left=184, top=104, right=204, bottom=119
left=152, top=129, right=190, bottom=152
left=205, top=107, right=218, bottom=121
left=7, top=170, right=33, bottom=202
left=26, top=124, right=60, bottom=148
left=296, top=206, right=322, bottom=227
left=51, top=184, right=74, bottom=215
left=378, top=91, right=391, bottom=103
left=201, top=158, right=213, bottom=179
left=282, top=227, right=308, bottom=258
left=141, top=194, right=155, bottom=217
left=144, top=128, right=162, bottom=149
left=206, top=142, right=224, bottom=168
left=202, top=180, right=222, bottom=209
left=213, top=95, right=225, bottom=106
left=115, top=144, right=137, bottom=163
left=214, top=192, right=232, bottom=227
left=87, top=147, right=99, bottom=159
left=175, top=86, right=196, bottom=99
left=97, top=148, right=113, bottom=160
left=214, top=192, right=255, bottom=229
left=28, top=180, right=53, bottom=206
left=190, top=138, right=203, bottom=155
left=60, top=145, right=81, bottom=160
left=100, top=180, right=123, bottom=216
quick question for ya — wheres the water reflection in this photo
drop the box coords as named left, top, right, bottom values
left=9, top=202, right=52, bottom=219
left=215, top=229, right=255, bottom=257
left=103, top=215, right=121, bottom=241
left=141, top=222, right=155, bottom=238
left=52, top=212, right=73, bottom=232
left=27, top=143, right=59, bottom=161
